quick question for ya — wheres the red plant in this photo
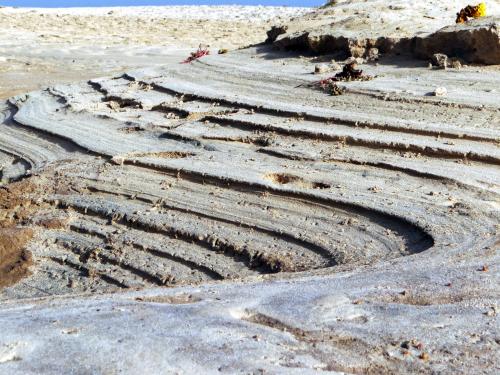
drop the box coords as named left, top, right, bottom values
left=182, top=46, right=210, bottom=64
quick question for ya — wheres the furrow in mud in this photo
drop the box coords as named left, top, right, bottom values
left=129, top=62, right=499, bottom=139
left=69, top=218, right=227, bottom=281
left=51, top=193, right=334, bottom=273
left=204, top=114, right=500, bottom=165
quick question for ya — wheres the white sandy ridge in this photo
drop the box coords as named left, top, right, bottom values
left=0, top=5, right=314, bottom=22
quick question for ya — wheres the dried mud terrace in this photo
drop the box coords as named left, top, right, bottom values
left=0, top=48, right=499, bottom=373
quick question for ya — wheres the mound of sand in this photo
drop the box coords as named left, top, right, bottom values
left=269, top=0, right=500, bottom=63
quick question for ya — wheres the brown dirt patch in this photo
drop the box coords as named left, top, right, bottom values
left=264, top=173, right=331, bottom=190
left=33, top=217, right=70, bottom=230
left=135, top=293, right=202, bottom=304
left=0, top=179, right=37, bottom=228
left=0, top=179, right=41, bottom=289
left=0, top=228, right=34, bottom=289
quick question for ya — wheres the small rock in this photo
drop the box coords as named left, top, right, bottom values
left=330, top=60, right=341, bottom=71
left=107, top=101, right=121, bottom=111
left=328, top=82, right=345, bottom=96
left=484, top=308, right=497, bottom=317
left=366, top=47, right=379, bottom=61
left=401, top=341, right=411, bottom=349
left=344, top=56, right=361, bottom=65
left=350, top=46, right=365, bottom=58
left=479, top=265, right=489, bottom=272
left=433, top=87, right=447, bottom=97
left=411, top=340, right=424, bottom=350
left=218, top=49, right=229, bottom=55
left=62, top=328, right=79, bottom=335
left=314, top=64, right=330, bottom=74
left=354, top=57, right=365, bottom=65
left=419, top=352, right=430, bottom=361
left=450, top=59, right=462, bottom=70
left=111, top=156, right=125, bottom=166
left=431, top=53, right=448, bottom=69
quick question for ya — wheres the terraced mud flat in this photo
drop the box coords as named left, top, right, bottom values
left=0, top=40, right=499, bottom=375
left=0, top=0, right=500, bottom=374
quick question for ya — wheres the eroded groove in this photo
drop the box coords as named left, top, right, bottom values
left=69, top=219, right=225, bottom=281
left=53, top=198, right=281, bottom=274
left=127, top=71, right=499, bottom=144
left=205, top=115, right=500, bottom=165
left=85, top=185, right=337, bottom=266
left=122, top=159, right=435, bottom=255
left=55, top=235, right=175, bottom=286
left=48, top=256, right=129, bottom=289
left=257, top=148, right=457, bottom=184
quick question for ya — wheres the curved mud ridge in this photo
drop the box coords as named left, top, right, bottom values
left=0, top=49, right=497, bottom=299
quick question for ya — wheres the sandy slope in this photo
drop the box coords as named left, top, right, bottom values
left=276, top=0, right=500, bottom=40
left=0, top=6, right=311, bottom=98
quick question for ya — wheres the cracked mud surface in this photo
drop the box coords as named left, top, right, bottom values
left=0, top=5, right=499, bottom=372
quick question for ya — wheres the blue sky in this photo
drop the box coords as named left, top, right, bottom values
left=1, top=0, right=324, bottom=7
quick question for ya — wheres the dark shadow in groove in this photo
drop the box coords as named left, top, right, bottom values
left=85, top=185, right=335, bottom=267
left=206, top=116, right=500, bottom=165
left=121, top=72, right=497, bottom=144
left=49, top=256, right=128, bottom=289
left=56, top=238, right=170, bottom=286
left=69, top=221, right=225, bottom=281
left=257, top=148, right=454, bottom=183
left=123, top=161, right=435, bottom=256
left=55, top=201, right=275, bottom=275
left=159, top=131, right=203, bottom=148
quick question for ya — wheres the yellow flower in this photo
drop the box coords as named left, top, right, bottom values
left=456, top=2, right=487, bottom=23
left=472, top=2, right=487, bottom=18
